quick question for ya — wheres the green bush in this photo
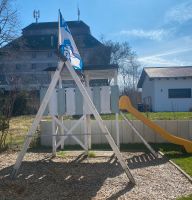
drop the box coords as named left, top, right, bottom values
left=12, top=92, right=27, bottom=116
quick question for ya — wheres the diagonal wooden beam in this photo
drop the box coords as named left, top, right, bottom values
left=65, top=61, right=135, bottom=184
left=10, top=61, right=65, bottom=179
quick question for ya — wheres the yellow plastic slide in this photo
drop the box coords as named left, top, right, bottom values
left=119, top=96, right=192, bottom=153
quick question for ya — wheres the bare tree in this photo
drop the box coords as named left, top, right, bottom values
left=0, top=78, right=17, bottom=151
left=0, top=0, right=20, bottom=47
left=101, top=38, right=142, bottom=105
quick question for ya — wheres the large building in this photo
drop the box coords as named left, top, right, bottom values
left=137, top=67, right=192, bottom=112
left=0, top=20, right=115, bottom=90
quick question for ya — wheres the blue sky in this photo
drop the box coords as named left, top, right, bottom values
left=16, top=0, right=192, bottom=67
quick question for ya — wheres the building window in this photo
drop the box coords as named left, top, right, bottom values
left=31, top=63, right=37, bottom=70
left=32, top=52, right=36, bottom=58
left=0, top=64, right=4, bottom=71
left=16, top=64, right=21, bottom=70
left=48, top=63, right=52, bottom=67
left=168, top=88, right=191, bottom=98
left=51, top=35, right=54, bottom=47
left=47, top=52, right=53, bottom=57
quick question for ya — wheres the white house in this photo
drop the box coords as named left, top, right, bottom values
left=137, top=67, right=192, bottom=112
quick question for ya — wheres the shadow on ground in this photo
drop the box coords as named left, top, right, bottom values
left=126, top=153, right=167, bottom=169
left=0, top=152, right=167, bottom=200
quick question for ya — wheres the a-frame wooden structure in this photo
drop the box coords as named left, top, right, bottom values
left=11, top=59, right=136, bottom=184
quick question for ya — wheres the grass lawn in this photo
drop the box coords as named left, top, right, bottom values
left=5, top=115, right=35, bottom=148
left=154, top=144, right=192, bottom=177
left=177, top=194, right=192, bottom=200
left=152, top=144, right=192, bottom=200
left=101, top=112, right=192, bottom=120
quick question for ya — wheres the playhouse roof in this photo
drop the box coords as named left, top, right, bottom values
left=137, top=66, right=192, bottom=88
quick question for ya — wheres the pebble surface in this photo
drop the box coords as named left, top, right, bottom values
left=0, top=151, right=192, bottom=200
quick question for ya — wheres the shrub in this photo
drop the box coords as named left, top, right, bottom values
left=0, top=90, right=16, bottom=151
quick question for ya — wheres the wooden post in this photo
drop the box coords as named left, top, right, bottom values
left=52, top=116, right=56, bottom=156
left=59, top=76, right=62, bottom=88
left=58, top=75, right=64, bottom=149
left=60, top=116, right=64, bottom=149
left=115, top=113, right=120, bottom=148
left=84, top=73, right=91, bottom=150
left=114, top=69, right=120, bottom=148
left=84, top=115, right=88, bottom=152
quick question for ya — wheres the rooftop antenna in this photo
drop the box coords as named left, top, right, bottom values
left=33, top=10, right=40, bottom=23
left=77, top=4, right=80, bottom=21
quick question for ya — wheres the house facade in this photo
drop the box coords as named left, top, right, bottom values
left=137, top=67, right=192, bottom=112
left=0, top=21, right=114, bottom=90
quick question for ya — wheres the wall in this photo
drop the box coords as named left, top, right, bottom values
left=40, top=120, right=192, bottom=146
left=0, top=49, right=55, bottom=90
left=154, top=77, right=192, bottom=111
left=142, top=77, right=192, bottom=111
left=142, top=76, right=155, bottom=110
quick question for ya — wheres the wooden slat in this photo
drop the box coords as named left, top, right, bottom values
left=111, top=85, right=119, bottom=113
left=84, top=87, right=92, bottom=114
left=40, top=88, right=49, bottom=115
left=66, top=88, right=75, bottom=115
left=57, top=88, right=66, bottom=115
left=75, top=87, right=83, bottom=115
left=93, top=87, right=101, bottom=113
left=48, top=89, right=58, bottom=115
left=100, top=86, right=111, bottom=113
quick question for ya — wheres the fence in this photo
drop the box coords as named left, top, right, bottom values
left=40, top=120, right=192, bottom=146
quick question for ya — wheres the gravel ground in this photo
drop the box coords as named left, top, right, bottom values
left=0, top=150, right=192, bottom=200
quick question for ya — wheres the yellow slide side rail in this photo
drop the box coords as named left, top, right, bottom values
left=119, top=96, right=192, bottom=153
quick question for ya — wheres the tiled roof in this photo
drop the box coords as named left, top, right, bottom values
left=137, top=66, right=192, bottom=88
left=144, top=67, right=192, bottom=78
left=3, top=19, right=102, bottom=50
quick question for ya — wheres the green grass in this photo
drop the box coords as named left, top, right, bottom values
left=28, top=112, right=192, bottom=120
left=164, top=152, right=192, bottom=176
left=57, top=151, right=67, bottom=158
left=100, top=112, right=192, bottom=120
left=177, top=194, right=192, bottom=200
left=88, top=151, right=96, bottom=158
left=5, top=115, right=35, bottom=148
left=154, top=143, right=192, bottom=176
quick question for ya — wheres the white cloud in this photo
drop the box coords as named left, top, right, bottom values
left=118, top=29, right=169, bottom=41
left=138, top=48, right=192, bottom=67
left=142, top=47, right=192, bottom=58
left=139, top=56, right=188, bottom=67
left=165, top=0, right=192, bottom=23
